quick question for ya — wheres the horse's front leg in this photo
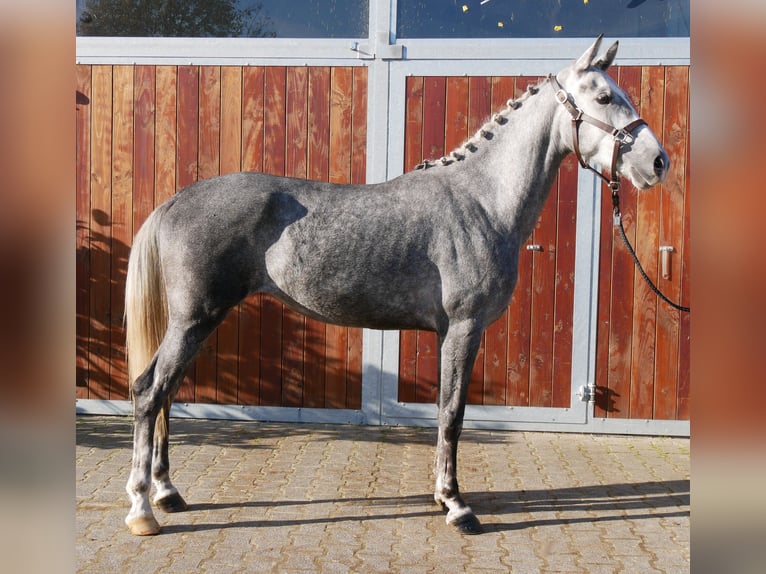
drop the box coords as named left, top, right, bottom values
left=434, top=319, right=484, bottom=534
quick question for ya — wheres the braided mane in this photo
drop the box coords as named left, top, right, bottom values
left=414, top=78, right=546, bottom=171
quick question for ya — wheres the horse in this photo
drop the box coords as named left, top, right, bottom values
left=123, top=36, right=669, bottom=536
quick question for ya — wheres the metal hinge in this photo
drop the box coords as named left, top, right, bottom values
left=576, top=383, right=596, bottom=403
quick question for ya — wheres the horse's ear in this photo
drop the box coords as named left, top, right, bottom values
left=594, top=41, right=619, bottom=70
left=574, top=34, right=604, bottom=72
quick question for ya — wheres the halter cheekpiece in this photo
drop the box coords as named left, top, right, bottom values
left=547, top=73, right=646, bottom=218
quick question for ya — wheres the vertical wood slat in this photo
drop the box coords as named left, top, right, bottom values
left=154, top=66, right=177, bottom=206
left=398, top=76, right=424, bottom=403
left=415, top=76, right=446, bottom=405
left=194, top=66, right=222, bottom=404
left=88, top=65, right=113, bottom=400
left=466, top=76, right=492, bottom=404
left=282, top=67, right=309, bottom=408
left=304, top=66, right=331, bottom=408
left=130, top=64, right=156, bottom=395
left=481, top=79, right=515, bottom=407
left=629, top=66, right=662, bottom=419
left=654, top=66, right=688, bottom=420
left=603, top=69, right=638, bottom=417
left=174, top=66, right=199, bottom=403
left=346, top=66, right=368, bottom=409
left=76, top=65, right=92, bottom=398
left=217, top=66, right=243, bottom=406
left=238, top=66, right=265, bottom=406
left=260, top=66, right=287, bottom=406
left=506, top=77, right=534, bottom=408
left=110, top=66, right=134, bottom=400
left=325, top=66, right=353, bottom=408
left=552, top=154, right=577, bottom=408
left=677, top=106, right=691, bottom=420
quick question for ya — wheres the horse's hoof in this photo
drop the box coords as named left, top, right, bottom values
left=155, top=492, right=188, bottom=513
left=448, top=512, right=483, bottom=535
left=126, top=515, right=161, bottom=536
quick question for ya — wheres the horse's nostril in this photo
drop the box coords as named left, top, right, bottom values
left=653, top=154, right=667, bottom=176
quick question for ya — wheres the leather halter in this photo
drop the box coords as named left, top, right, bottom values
left=547, top=74, right=646, bottom=195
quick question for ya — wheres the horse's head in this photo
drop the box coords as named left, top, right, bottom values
left=554, top=36, right=669, bottom=190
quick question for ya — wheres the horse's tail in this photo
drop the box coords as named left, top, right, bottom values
left=125, top=207, right=169, bottom=423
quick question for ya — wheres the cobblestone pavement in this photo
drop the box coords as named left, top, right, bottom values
left=76, top=415, right=689, bottom=573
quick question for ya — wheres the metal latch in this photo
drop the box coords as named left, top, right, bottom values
left=577, top=383, right=596, bottom=403
left=526, top=244, right=543, bottom=252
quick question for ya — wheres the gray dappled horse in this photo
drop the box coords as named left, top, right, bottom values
left=124, top=36, right=669, bottom=536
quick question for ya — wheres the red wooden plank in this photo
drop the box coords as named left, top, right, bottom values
left=350, top=66, right=368, bottom=186
left=403, top=76, right=424, bottom=172
left=154, top=66, right=176, bottom=206
left=466, top=76, right=492, bottom=404
left=308, top=67, right=331, bottom=182
left=303, top=66, right=330, bottom=407
left=421, top=76, right=446, bottom=162
left=242, top=67, right=265, bottom=174
left=217, top=66, right=243, bottom=406
left=629, top=66, right=663, bottom=419
left=347, top=66, right=367, bottom=409
left=260, top=66, right=287, bottom=406
left=677, top=99, right=691, bottom=420
left=505, top=77, right=535, bottom=407
left=75, top=64, right=92, bottom=398
left=445, top=77, right=468, bottom=152
left=194, top=66, right=222, bottom=404
left=654, top=66, right=688, bottom=420
left=88, top=65, right=113, bottom=400
left=283, top=66, right=309, bottom=407
left=133, top=66, right=155, bottom=232
left=286, top=67, right=308, bottom=179
left=529, top=176, right=557, bottom=407
left=131, top=65, right=157, bottom=395
left=416, top=76, right=446, bottom=404
left=526, top=73, right=557, bottom=408
left=551, top=154, right=577, bottom=408
left=326, top=67, right=354, bottom=408
left=175, top=65, right=199, bottom=402
left=467, top=75, right=491, bottom=134
left=399, top=76, right=423, bottom=402
left=110, top=65, right=135, bottom=400
left=239, top=67, right=265, bottom=405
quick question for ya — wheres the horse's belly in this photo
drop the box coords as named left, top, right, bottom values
left=264, top=239, right=443, bottom=331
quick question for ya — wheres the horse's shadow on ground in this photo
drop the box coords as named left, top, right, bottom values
left=158, top=479, right=689, bottom=535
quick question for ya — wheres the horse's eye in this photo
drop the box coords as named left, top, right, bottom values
left=596, top=93, right=612, bottom=105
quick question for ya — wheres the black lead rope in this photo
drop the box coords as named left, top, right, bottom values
left=611, top=191, right=690, bottom=313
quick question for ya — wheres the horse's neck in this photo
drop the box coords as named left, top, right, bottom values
left=463, top=91, right=568, bottom=242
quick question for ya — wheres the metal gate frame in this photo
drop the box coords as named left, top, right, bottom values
left=75, top=0, right=690, bottom=436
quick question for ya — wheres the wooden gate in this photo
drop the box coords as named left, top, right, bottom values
left=76, top=64, right=368, bottom=409
left=396, top=68, right=690, bottom=422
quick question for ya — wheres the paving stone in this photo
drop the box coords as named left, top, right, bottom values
left=77, top=415, right=689, bottom=573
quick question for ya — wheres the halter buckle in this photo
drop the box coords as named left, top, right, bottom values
left=614, top=129, right=635, bottom=145
left=554, top=89, right=569, bottom=105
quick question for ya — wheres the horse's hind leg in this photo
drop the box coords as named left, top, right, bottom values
left=151, top=394, right=188, bottom=513
left=125, top=321, right=212, bottom=535
left=434, top=319, right=484, bottom=534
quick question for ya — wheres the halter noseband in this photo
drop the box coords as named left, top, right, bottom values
left=548, top=74, right=646, bottom=199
